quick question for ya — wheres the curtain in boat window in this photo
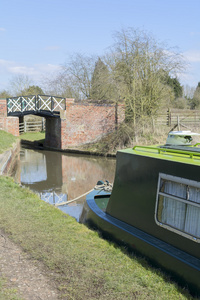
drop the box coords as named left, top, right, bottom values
left=161, top=180, right=186, bottom=231
left=158, top=177, right=200, bottom=239
left=184, top=187, right=200, bottom=237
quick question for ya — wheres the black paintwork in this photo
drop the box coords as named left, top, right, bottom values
left=84, top=149, right=200, bottom=295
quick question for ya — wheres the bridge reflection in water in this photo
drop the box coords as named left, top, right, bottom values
left=18, top=148, right=116, bottom=221
left=40, top=192, right=67, bottom=205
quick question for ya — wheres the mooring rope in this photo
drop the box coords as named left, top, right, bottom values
left=55, top=181, right=113, bottom=207
left=55, top=188, right=94, bottom=207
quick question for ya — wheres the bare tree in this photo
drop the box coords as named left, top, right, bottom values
left=105, top=28, right=185, bottom=124
left=190, top=83, right=200, bottom=109
left=9, top=74, right=32, bottom=96
left=62, top=53, right=97, bottom=99
left=183, top=84, right=195, bottom=100
left=43, top=54, right=97, bottom=100
left=43, top=70, right=79, bottom=98
left=0, top=90, right=11, bottom=98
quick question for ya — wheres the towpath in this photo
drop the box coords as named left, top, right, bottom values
left=0, top=229, right=60, bottom=300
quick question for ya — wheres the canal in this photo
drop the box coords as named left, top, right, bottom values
left=13, top=147, right=116, bottom=221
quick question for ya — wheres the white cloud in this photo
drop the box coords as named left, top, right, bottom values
left=0, top=59, right=62, bottom=90
left=184, top=50, right=200, bottom=63
left=0, top=28, right=5, bottom=32
left=9, top=65, right=36, bottom=75
left=36, top=63, right=62, bottom=73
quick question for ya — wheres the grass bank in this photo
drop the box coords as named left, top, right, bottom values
left=0, top=130, right=17, bottom=154
left=0, top=276, right=22, bottom=300
left=19, top=131, right=45, bottom=142
left=0, top=130, right=197, bottom=299
left=0, top=175, right=195, bottom=300
left=80, top=122, right=171, bottom=155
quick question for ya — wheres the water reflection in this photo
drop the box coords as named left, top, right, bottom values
left=21, top=150, right=47, bottom=183
left=18, top=148, right=116, bottom=221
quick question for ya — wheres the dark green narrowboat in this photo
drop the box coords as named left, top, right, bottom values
left=83, top=131, right=200, bottom=295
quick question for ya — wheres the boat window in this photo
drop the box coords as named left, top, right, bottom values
left=155, top=173, right=200, bottom=242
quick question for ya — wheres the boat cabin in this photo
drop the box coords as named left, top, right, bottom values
left=107, top=131, right=200, bottom=258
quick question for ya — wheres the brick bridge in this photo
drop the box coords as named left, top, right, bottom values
left=0, top=95, right=124, bottom=149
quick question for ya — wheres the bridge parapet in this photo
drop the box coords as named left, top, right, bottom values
left=7, top=95, right=66, bottom=117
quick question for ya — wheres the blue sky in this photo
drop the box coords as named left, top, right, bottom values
left=0, top=0, right=200, bottom=92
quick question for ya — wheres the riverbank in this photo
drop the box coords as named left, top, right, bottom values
left=0, top=176, right=195, bottom=300
left=0, top=130, right=17, bottom=154
left=0, top=130, right=19, bottom=177
left=20, top=131, right=117, bottom=157
left=0, top=131, right=197, bottom=299
left=19, top=123, right=171, bottom=157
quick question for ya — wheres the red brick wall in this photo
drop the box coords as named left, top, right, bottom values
left=0, top=99, right=7, bottom=117
left=61, top=99, right=125, bottom=148
left=5, top=117, right=19, bottom=136
left=0, top=99, right=19, bottom=136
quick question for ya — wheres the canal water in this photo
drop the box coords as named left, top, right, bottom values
left=13, top=147, right=116, bottom=221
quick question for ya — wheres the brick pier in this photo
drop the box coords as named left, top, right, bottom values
left=0, top=99, right=19, bottom=136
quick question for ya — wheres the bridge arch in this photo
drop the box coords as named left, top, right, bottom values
left=2, top=96, right=125, bottom=149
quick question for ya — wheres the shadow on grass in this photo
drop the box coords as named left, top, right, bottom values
left=85, top=221, right=199, bottom=299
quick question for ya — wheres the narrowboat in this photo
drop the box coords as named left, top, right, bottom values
left=82, top=131, right=200, bottom=295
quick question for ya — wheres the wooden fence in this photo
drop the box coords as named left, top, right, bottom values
left=167, top=109, right=200, bottom=128
left=154, top=112, right=168, bottom=126
left=154, top=109, right=200, bottom=130
left=19, top=119, right=45, bottom=134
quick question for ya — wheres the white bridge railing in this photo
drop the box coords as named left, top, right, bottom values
left=7, top=95, right=66, bottom=116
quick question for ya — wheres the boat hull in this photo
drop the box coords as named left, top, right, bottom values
left=84, top=192, right=200, bottom=296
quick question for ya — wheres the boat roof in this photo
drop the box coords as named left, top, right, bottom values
left=117, top=131, right=200, bottom=165
left=118, top=145, right=200, bottom=166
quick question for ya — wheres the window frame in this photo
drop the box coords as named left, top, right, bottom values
left=155, top=173, right=200, bottom=243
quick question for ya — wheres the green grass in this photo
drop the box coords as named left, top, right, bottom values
left=0, top=276, right=22, bottom=300
left=19, top=131, right=45, bottom=142
left=0, top=131, right=17, bottom=154
left=0, top=176, right=196, bottom=300
left=0, top=130, right=197, bottom=299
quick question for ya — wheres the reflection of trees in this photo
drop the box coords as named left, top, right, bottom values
left=20, top=149, right=47, bottom=184
left=61, top=154, right=116, bottom=200
left=21, top=149, right=63, bottom=191
left=20, top=149, right=116, bottom=202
